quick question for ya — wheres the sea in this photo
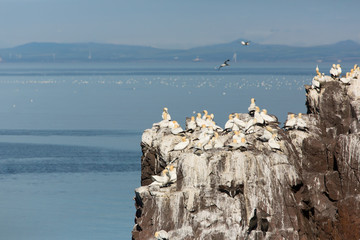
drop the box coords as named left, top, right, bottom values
left=0, top=61, right=348, bottom=239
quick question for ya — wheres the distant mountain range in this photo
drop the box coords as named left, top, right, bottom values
left=0, top=40, right=359, bottom=63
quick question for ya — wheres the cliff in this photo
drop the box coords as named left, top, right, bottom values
left=132, top=65, right=360, bottom=239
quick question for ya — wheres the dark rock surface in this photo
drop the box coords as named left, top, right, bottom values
left=132, top=70, right=360, bottom=239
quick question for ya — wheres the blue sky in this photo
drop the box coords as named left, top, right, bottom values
left=0, top=0, right=359, bottom=49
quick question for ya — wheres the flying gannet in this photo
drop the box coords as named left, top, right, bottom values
left=154, top=230, right=169, bottom=240
left=186, top=116, right=197, bottom=132
left=268, top=133, right=281, bottom=151
left=248, top=98, right=257, bottom=116
left=218, top=59, right=230, bottom=70
left=241, top=41, right=251, bottom=46
left=260, top=109, right=278, bottom=124
left=284, top=114, right=296, bottom=130
left=172, top=136, right=190, bottom=151
left=150, top=169, right=170, bottom=187
left=296, top=113, right=308, bottom=131
left=162, top=107, right=171, bottom=121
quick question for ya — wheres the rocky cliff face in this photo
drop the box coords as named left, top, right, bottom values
left=132, top=67, right=360, bottom=240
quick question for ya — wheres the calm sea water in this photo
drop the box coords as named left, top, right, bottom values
left=0, top=61, right=343, bottom=239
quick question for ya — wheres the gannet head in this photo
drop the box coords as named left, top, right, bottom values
left=197, top=113, right=201, bottom=118
left=241, top=137, right=246, bottom=143
left=298, top=113, right=302, bottom=118
left=210, top=113, right=214, bottom=119
left=229, top=114, right=233, bottom=120
left=201, top=124, right=206, bottom=128
left=255, top=106, right=260, bottom=112
left=169, top=165, right=174, bottom=171
left=346, top=72, right=349, bottom=78
left=181, top=136, right=187, bottom=142
left=234, top=130, right=239, bottom=135
left=251, top=98, right=255, bottom=103
left=235, top=113, right=239, bottom=118
left=154, top=232, right=159, bottom=238
left=191, top=116, right=195, bottom=121
left=291, top=114, right=295, bottom=119
left=332, top=64, right=336, bottom=68
left=354, top=64, right=358, bottom=70
left=203, top=110, right=208, bottom=115
left=206, top=115, right=211, bottom=120
left=172, top=120, right=177, bottom=124
left=316, top=65, right=319, bottom=72
left=233, top=139, right=237, bottom=143
left=163, top=107, right=168, bottom=112
left=262, top=109, right=267, bottom=114
left=214, top=132, right=219, bottom=138
left=336, top=64, right=341, bottom=68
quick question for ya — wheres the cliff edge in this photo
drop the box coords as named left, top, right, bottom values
left=132, top=65, right=360, bottom=239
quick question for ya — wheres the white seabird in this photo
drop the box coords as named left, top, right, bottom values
left=202, top=110, right=208, bottom=120
left=330, top=64, right=340, bottom=78
left=248, top=98, right=256, bottom=116
left=162, top=107, right=171, bottom=121
left=233, top=130, right=245, bottom=143
left=166, top=165, right=177, bottom=183
left=234, top=113, right=246, bottom=129
left=241, top=41, right=250, bottom=46
left=154, top=230, right=169, bottom=240
left=254, top=107, right=265, bottom=125
left=218, top=59, right=230, bottom=70
left=213, top=132, right=224, bottom=148
left=170, top=122, right=184, bottom=135
left=312, top=75, right=321, bottom=91
left=227, top=137, right=248, bottom=151
left=245, top=118, right=257, bottom=134
left=150, top=169, right=170, bottom=187
left=268, top=133, right=281, bottom=151
left=196, top=113, right=206, bottom=127
left=296, top=113, right=307, bottom=131
left=172, top=136, right=190, bottom=151
left=258, top=126, right=273, bottom=142
left=336, top=64, right=342, bottom=77
left=284, top=114, right=296, bottom=130
left=186, top=116, right=197, bottom=132
left=260, top=109, right=278, bottom=124
left=224, top=114, right=236, bottom=131
left=340, top=72, right=351, bottom=84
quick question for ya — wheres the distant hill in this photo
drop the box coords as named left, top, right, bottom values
left=0, top=40, right=359, bottom=63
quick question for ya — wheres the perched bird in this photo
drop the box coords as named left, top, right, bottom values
left=284, top=114, right=296, bottom=130
left=254, top=107, right=265, bottom=125
left=224, top=114, right=240, bottom=131
left=172, top=136, right=190, bottom=151
left=186, top=116, right=197, bottom=132
left=296, top=113, right=308, bottom=131
left=166, top=165, right=177, bottom=183
left=154, top=230, right=169, bottom=240
left=330, top=64, right=341, bottom=78
left=150, top=169, right=170, bottom=187
left=268, top=133, right=281, bottom=151
left=162, top=107, right=171, bottom=121
left=241, top=41, right=250, bottom=46
left=170, top=122, right=184, bottom=135
left=248, top=98, right=257, bottom=116
left=316, top=65, right=320, bottom=76
left=311, top=76, right=321, bottom=91
left=234, top=113, right=246, bottom=129
left=245, top=118, right=257, bottom=134
left=260, top=109, right=278, bottom=124
left=227, top=138, right=248, bottom=151
left=336, top=64, right=342, bottom=77
left=213, top=132, right=224, bottom=148
left=340, top=72, right=351, bottom=84
left=258, top=126, right=273, bottom=142
left=233, top=130, right=245, bottom=143
left=218, top=59, right=230, bottom=70
left=202, top=110, right=208, bottom=120
left=196, top=113, right=206, bottom=127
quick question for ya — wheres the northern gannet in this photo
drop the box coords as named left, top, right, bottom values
left=170, top=122, right=184, bottom=135
left=162, top=107, right=171, bottom=121
left=254, top=107, right=265, bottom=125
left=172, top=136, right=190, bottom=151
left=312, top=75, right=321, bottom=91
left=336, top=64, right=342, bottom=77
left=150, top=169, right=170, bottom=187
left=260, top=109, right=278, bottom=124
left=166, top=165, right=177, bottom=183
left=227, top=138, right=248, bottom=151
left=330, top=64, right=340, bottom=78
left=218, top=59, right=230, bottom=70
left=296, top=113, right=308, bottom=131
left=194, top=134, right=212, bottom=151
left=316, top=65, right=320, bottom=76
left=154, top=230, right=169, bottom=240
left=224, top=114, right=235, bottom=131
left=202, top=110, right=208, bottom=120
left=284, top=114, right=296, bottom=130
left=241, top=41, right=250, bottom=46
left=233, top=130, right=245, bottom=143
left=268, top=133, right=281, bottom=151
left=186, top=116, right=197, bottom=132
left=234, top=113, right=246, bottom=129
left=340, top=72, right=351, bottom=84
left=213, top=132, right=224, bottom=148
left=196, top=113, right=206, bottom=127
left=258, top=126, right=273, bottom=142
left=245, top=118, right=257, bottom=134
left=248, top=98, right=256, bottom=116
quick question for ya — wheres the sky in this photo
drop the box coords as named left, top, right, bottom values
left=0, top=0, right=359, bottom=49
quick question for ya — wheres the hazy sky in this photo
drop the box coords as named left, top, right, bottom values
left=0, top=0, right=359, bottom=49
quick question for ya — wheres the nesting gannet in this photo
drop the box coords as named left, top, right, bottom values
left=227, top=138, right=248, bottom=151
left=233, top=130, right=245, bottom=143
left=254, top=107, right=265, bottom=125
left=248, top=98, right=256, bottom=116
left=166, top=165, right=177, bottom=183
left=260, top=109, right=278, bottom=124
left=202, top=110, right=208, bottom=120
left=170, top=122, right=184, bottom=135
left=340, top=72, right=351, bottom=84
left=336, top=64, right=342, bottom=77
left=224, top=114, right=235, bottom=131
left=218, top=59, right=230, bottom=70
left=234, top=113, right=246, bottom=129
left=268, top=133, right=281, bottom=151
left=194, top=134, right=212, bottom=151
left=258, top=126, right=273, bottom=142
left=153, top=119, right=170, bottom=129
left=150, top=169, right=170, bottom=187
left=312, top=75, right=321, bottom=91
left=154, top=230, right=169, bottom=240
left=162, top=107, right=171, bottom=121
left=186, top=116, right=197, bottom=132
left=284, top=114, right=296, bottom=130
left=330, top=64, right=340, bottom=78
left=196, top=113, right=206, bottom=127
left=296, top=113, right=308, bottom=131
left=241, top=41, right=250, bottom=46
left=245, top=118, right=257, bottom=134
left=172, top=136, right=190, bottom=151
left=213, top=132, right=224, bottom=148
